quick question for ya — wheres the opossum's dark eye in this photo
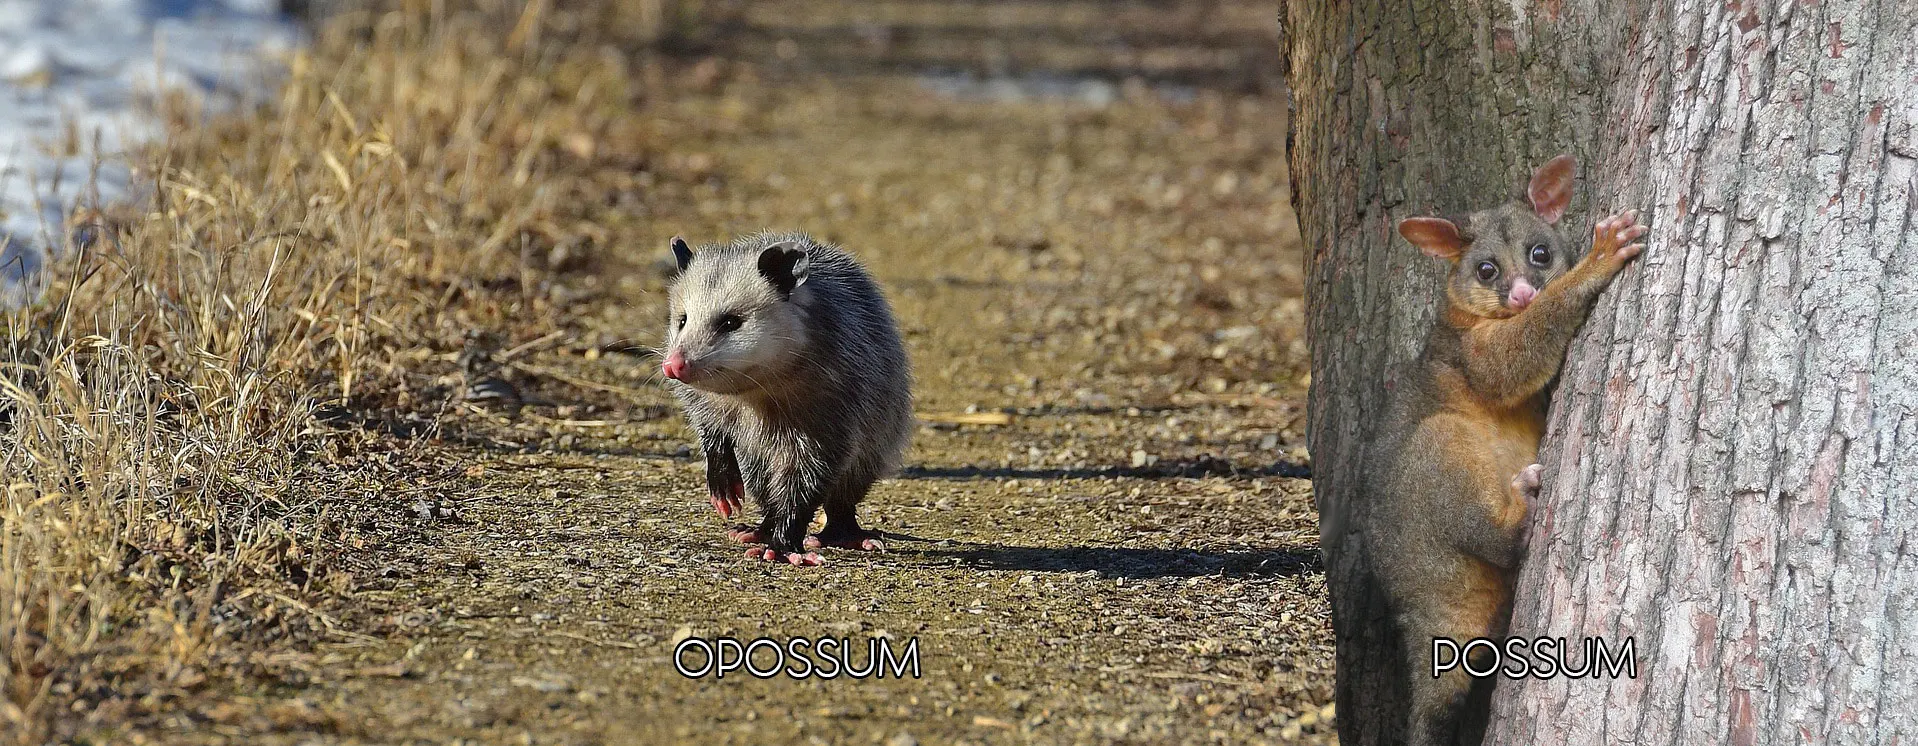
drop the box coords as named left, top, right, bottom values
left=675, top=314, right=687, bottom=331
left=714, top=313, right=743, bottom=334
left=1475, top=261, right=1499, bottom=283
left=1528, top=244, right=1551, bottom=266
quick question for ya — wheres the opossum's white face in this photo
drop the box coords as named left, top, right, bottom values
left=662, top=239, right=812, bottom=396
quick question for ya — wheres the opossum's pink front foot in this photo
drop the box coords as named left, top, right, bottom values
left=744, top=547, right=824, bottom=566
left=702, top=449, right=745, bottom=518
left=805, top=529, right=887, bottom=552
left=726, top=525, right=769, bottom=544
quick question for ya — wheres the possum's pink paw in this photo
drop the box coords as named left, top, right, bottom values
left=726, top=525, right=769, bottom=544
left=804, top=530, right=887, bottom=552
left=744, top=547, right=824, bottom=566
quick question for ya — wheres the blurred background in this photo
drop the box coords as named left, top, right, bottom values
left=287, top=0, right=1284, bottom=90
left=634, top=0, right=1282, bottom=94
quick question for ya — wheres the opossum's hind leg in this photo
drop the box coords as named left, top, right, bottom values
left=806, top=474, right=885, bottom=551
left=743, top=485, right=824, bottom=566
left=738, top=503, right=825, bottom=564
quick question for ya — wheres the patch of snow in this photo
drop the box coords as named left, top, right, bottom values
left=916, top=70, right=1197, bottom=108
left=0, top=0, right=300, bottom=305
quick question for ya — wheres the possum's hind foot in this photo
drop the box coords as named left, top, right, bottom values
left=744, top=547, right=825, bottom=566
left=805, top=527, right=887, bottom=552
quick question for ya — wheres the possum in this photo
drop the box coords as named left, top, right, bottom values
left=660, top=232, right=914, bottom=566
left=1373, top=155, right=1646, bottom=745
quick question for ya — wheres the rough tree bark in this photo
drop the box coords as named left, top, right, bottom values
left=1285, top=1, right=1917, bottom=744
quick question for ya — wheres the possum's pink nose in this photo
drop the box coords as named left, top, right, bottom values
left=1507, top=279, right=1537, bottom=310
left=662, top=350, right=688, bottom=380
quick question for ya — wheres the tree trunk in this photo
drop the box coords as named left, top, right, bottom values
left=1285, top=1, right=1917, bottom=744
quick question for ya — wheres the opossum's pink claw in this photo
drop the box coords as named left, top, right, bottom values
left=787, top=551, right=824, bottom=566
left=707, top=475, right=744, bottom=518
left=709, top=490, right=742, bottom=519
left=743, top=547, right=824, bottom=566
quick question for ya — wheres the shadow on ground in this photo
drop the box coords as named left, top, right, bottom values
left=913, top=542, right=1322, bottom=579
left=901, top=456, right=1310, bottom=481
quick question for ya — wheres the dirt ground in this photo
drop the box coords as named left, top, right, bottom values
left=90, top=9, right=1332, bottom=745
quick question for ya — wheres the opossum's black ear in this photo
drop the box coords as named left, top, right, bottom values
left=670, top=236, right=694, bottom=271
left=757, top=242, right=811, bottom=296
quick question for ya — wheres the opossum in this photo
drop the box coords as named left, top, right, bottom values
left=660, top=232, right=914, bottom=566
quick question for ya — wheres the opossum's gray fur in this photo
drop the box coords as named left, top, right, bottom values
left=664, top=231, right=913, bottom=554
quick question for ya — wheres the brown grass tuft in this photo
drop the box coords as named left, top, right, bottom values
left=0, top=3, right=653, bottom=739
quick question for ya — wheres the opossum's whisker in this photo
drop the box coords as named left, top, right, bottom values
left=766, top=345, right=834, bottom=372
left=760, top=335, right=837, bottom=372
left=726, top=366, right=776, bottom=393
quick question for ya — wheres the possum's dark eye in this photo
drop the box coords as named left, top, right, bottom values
left=675, top=314, right=687, bottom=331
left=1475, top=261, right=1499, bottom=283
left=1528, top=244, right=1551, bottom=266
left=714, top=313, right=744, bottom=334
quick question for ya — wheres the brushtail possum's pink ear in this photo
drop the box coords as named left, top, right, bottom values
left=1527, top=154, right=1576, bottom=224
left=1399, top=217, right=1466, bottom=260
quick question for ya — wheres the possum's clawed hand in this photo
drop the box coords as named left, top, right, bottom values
left=1589, top=209, right=1649, bottom=269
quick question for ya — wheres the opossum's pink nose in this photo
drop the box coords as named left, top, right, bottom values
left=1507, top=279, right=1537, bottom=310
left=662, top=349, right=688, bottom=380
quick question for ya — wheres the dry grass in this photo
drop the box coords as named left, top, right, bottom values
left=0, top=2, right=659, bottom=739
